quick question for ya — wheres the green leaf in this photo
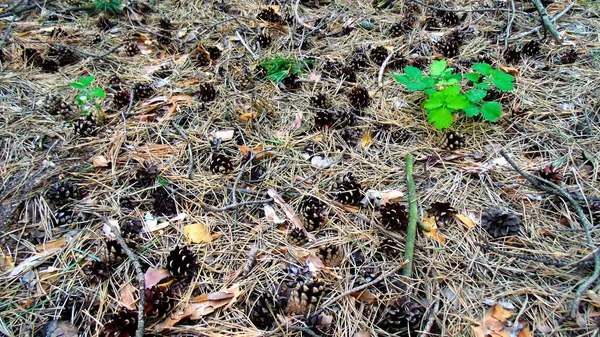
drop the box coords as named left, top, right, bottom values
left=90, top=87, right=106, bottom=98
left=464, top=73, right=480, bottom=82
left=404, top=66, right=422, bottom=81
left=424, top=95, right=444, bottom=110
left=444, top=85, right=461, bottom=97
left=445, top=95, right=470, bottom=110
left=429, top=60, right=446, bottom=77
left=78, top=76, right=95, bottom=86
left=474, top=82, right=491, bottom=90
left=69, top=82, right=85, bottom=90
left=422, top=77, right=436, bottom=88
left=405, top=81, right=426, bottom=91
left=390, top=74, right=411, bottom=85
left=428, top=107, right=453, bottom=130
left=464, top=104, right=480, bottom=117
left=466, top=89, right=487, bottom=103
left=267, top=71, right=288, bottom=83
left=481, top=101, right=502, bottom=122
left=158, top=176, right=168, bottom=186
left=472, top=63, right=492, bottom=76
left=491, top=69, right=515, bottom=91
left=424, top=88, right=437, bottom=95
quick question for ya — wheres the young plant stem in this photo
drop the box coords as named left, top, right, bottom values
left=402, top=154, right=418, bottom=277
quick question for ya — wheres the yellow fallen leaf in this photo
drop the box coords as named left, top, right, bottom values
left=361, top=134, right=372, bottom=148
left=491, top=303, right=512, bottom=322
left=455, top=213, right=475, bottom=229
left=239, top=112, right=258, bottom=121
left=0, top=247, right=14, bottom=272
left=92, top=155, right=109, bottom=167
left=183, top=223, right=212, bottom=243
left=35, top=237, right=67, bottom=252
left=422, top=215, right=446, bottom=244
left=518, top=327, right=533, bottom=337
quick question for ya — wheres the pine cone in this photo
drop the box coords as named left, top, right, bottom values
left=340, top=127, right=359, bottom=147
left=43, top=95, right=74, bottom=118
left=288, top=227, right=308, bottom=246
left=210, top=153, right=234, bottom=174
left=521, top=40, right=540, bottom=57
left=354, top=266, right=382, bottom=287
left=388, top=23, right=405, bottom=38
left=113, top=90, right=130, bottom=109
left=205, top=46, right=222, bottom=61
left=152, top=188, right=177, bottom=216
left=47, top=180, right=81, bottom=206
left=348, top=51, right=369, bottom=70
left=191, top=49, right=211, bottom=67
left=166, top=246, right=197, bottom=277
left=83, top=260, right=111, bottom=283
left=286, top=275, right=325, bottom=315
left=158, top=18, right=173, bottom=30
left=503, top=46, right=521, bottom=63
left=338, top=109, right=358, bottom=127
left=380, top=202, right=409, bottom=230
left=314, top=109, right=336, bottom=129
left=317, top=244, right=344, bottom=267
left=256, top=34, right=272, bottom=48
left=236, top=74, right=255, bottom=90
left=122, top=219, right=143, bottom=243
left=103, top=308, right=137, bottom=337
left=560, top=48, right=577, bottom=64
left=132, top=82, right=154, bottom=101
left=378, top=237, right=402, bottom=257
left=72, top=115, right=98, bottom=137
left=435, top=40, right=460, bottom=58
left=409, top=56, right=430, bottom=70
left=250, top=288, right=282, bottom=329
left=340, top=66, right=357, bottom=82
left=153, top=64, right=172, bottom=79
left=377, top=299, right=424, bottom=332
left=300, top=196, right=327, bottom=231
left=53, top=207, right=76, bottom=227
left=441, top=131, right=464, bottom=150
left=108, top=75, right=122, bottom=90
left=157, top=30, right=172, bottom=45
left=197, top=83, right=216, bottom=102
left=257, top=7, right=282, bottom=24
left=135, top=161, right=159, bottom=187
left=370, top=46, right=389, bottom=66
left=40, top=59, right=59, bottom=72
left=481, top=209, right=521, bottom=238
left=348, top=87, right=370, bottom=109
left=438, top=11, right=461, bottom=27
left=305, top=312, right=333, bottom=336
left=333, top=174, right=362, bottom=206
left=310, top=93, right=329, bottom=109
left=144, top=285, right=175, bottom=320
left=106, top=240, right=127, bottom=263
left=47, top=45, right=78, bottom=66
left=427, top=202, right=456, bottom=225
left=123, top=42, right=139, bottom=56
left=97, top=16, right=115, bottom=31
left=538, top=164, right=563, bottom=184
left=281, top=74, right=301, bottom=90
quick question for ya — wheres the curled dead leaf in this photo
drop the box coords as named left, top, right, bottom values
left=350, top=289, right=377, bottom=304
left=183, top=223, right=212, bottom=243
left=92, top=155, right=109, bottom=167
left=455, top=213, right=475, bottom=229
left=422, top=215, right=446, bottom=244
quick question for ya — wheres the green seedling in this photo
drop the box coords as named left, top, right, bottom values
left=69, top=75, right=105, bottom=119
left=260, top=56, right=314, bottom=83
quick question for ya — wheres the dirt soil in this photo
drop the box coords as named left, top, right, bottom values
left=1, top=0, right=600, bottom=336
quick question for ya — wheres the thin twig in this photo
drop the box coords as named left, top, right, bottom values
left=316, top=260, right=409, bottom=314
left=377, top=49, right=396, bottom=86
left=499, top=150, right=600, bottom=319
left=293, top=0, right=315, bottom=30
left=231, top=150, right=270, bottom=205
left=235, top=31, right=258, bottom=59
left=407, top=0, right=533, bottom=16
left=477, top=241, right=593, bottom=268
left=508, top=3, right=573, bottom=41
left=170, top=121, right=194, bottom=179
left=202, top=199, right=273, bottom=212
left=418, top=299, right=440, bottom=337
left=403, top=154, right=418, bottom=278
left=100, top=217, right=145, bottom=337
left=530, top=0, right=562, bottom=42
left=504, top=0, right=516, bottom=49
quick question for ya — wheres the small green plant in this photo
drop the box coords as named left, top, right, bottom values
left=69, top=75, right=105, bottom=117
left=390, top=60, right=515, bottom=129
left=94, top=0, right=123, bottom=13
left=260, top=56, right=313, bottom=83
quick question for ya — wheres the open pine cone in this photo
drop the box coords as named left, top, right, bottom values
left=299, top=196, right=327, bottom=231
left=377, top=298, right=425, bottom=332
left=166, top=246, right=197, bottom=277
left=481, top=209, right=521, bottom=238
left=285, top=274, right=325, bottom=315
left=47, top=180, right=81, bottom=206
left=249, top=287, right=282, bottom=329
left=145, top=285, right=175, bottom=320
left=317, top=244, right=344, bottom=267
left=380, top=202, right=409, bottom=230
left=103, top=308, right=137, bottom=337
left=333, top=174, right=363, bottom=206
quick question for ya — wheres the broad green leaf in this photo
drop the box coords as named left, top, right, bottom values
left=444, top=85, right=461, bottom=97
left=78, top=76, right=95, bottom=86
left=481, top=101, right=502, bottom=122
left=424, top=88, right=437, bottom=95
left=440, top=69, right=454, bottom=79
left=405, top=81, right=426, bottom=91
left=464, top=104, right=480, bottom=117
left=69, top=82, right=85, bottom=90
left=428, top=107, right=453, bottom=130
left=430, top=60, right=446, bottom=77
left=474, top=82, right=491, bottom=90
left=464, top=73, right=480, bottom=82
left=404, top=66, right=423, bottom=81
left=472, top=63, right=492, bottom=76
left=424, top=95, right=444, bottom=110
left=491, top=69, right=515, bottom=91
left=422, top=77, right=436, bottom=88
left=90, top=87, right=106, bottom=98
left=446, top=95, right=470, bottom=110
left=390, top=74, right=411, bottom=85
left=466, top=89, right=487, bottom=103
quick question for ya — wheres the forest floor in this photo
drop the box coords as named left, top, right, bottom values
left=0, top=0, right=599, bottom=336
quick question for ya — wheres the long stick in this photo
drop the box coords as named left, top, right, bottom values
left=530, top=0, right=561, bottom=42
left=402, top=154, right=418, bottom=277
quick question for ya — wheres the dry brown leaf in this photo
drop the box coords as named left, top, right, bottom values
left=120, top=284, right=137, bottom=310
left=422, top=216, right=446, bottom=244
left=240, top=112, right=259, bottom=121
left=518, top=327, right=533, bottom=337
left=35, top=237, right=67, bottom=252
left=183, top=223, right=212, bottom=243
left=155, top=312, right=192, bottom=332
left=124, top=7, right=144, bottom=23
left=498, top=66, right=519, bottom=76
left=361, top=134, right=372, bottom=148
left=455, top=213, right=475, bottom=229
left=293, top=112, right=303, bottom=129
left=350, top=289, right=377, bottom=304
left=145, top=268, right=171, bottom=287
left=0, top=248, right=14, bottom=272
left=186, top=284, right=242, bottom=319
left=92, top=155, right=110, bottom=167
left=268, top=189, right=317, bottom=243
left=176, top=78, right=199, bottom=86
left=491, top=304, right=512, bottom=322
